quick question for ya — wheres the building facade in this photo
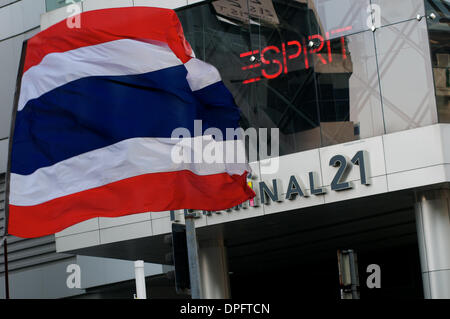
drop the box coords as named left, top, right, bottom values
left=1, top=0, right=450, bottom=298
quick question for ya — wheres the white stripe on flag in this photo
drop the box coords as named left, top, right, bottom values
left=18, top=39, right=183, bottom=111
left=10, top=136, right=249, bottom=206
left=185, top=58, right=222, bottom=91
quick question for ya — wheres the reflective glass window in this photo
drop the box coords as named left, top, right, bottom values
left=371, top=0, right=425, bottom=26
left=425, top=0, right=450, bottom=123
left=375, top=18, right=438, bottom=133
left=308, top=0, right=372, bottom=38
left=307, top=6, right=384, bottom=145
left=177, top=0, right=437, bottom=155
left=45, top=0, right=82, bottom=12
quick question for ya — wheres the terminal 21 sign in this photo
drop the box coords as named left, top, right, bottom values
left=171, top=150, right=371, bottom=220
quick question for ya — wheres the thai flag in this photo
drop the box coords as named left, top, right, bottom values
left=8, top=7, right=255, bottom=238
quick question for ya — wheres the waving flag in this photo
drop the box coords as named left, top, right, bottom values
left=8, top=7, right=255, bottom=238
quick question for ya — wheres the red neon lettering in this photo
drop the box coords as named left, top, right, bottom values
left=243, top=77, right=261, bottom=84
left=309, top=34, right=327, bottom=65
left=282, top=43, right=288, bottom=74
left=242, top=63, right=261, bottom=71
left=240, top=50, right=259, bottom=58
left=240, top=49, right=262, bottom=84
left=341, top=37, right=347, bottom=59
left=303, top=39, right=309, bottom=69
left=238, top=25, right=352, bottom=84
left=287, top=41, right=301, bottom=59
left=330, top=25, right=353, bottom=35
left=326, top=32, right=332, bottom=63
left=328, top=25, right=352, bottom=61
left=261, top=46, right=283, bottom=79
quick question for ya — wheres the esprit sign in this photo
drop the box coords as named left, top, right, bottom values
left=239, top=26, right=352, bottom=84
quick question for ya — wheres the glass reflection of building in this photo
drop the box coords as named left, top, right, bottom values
left=177, top=0, right=446, bottom=158
left=426, top=0, right=450, bottom=123
left=178, top=0, right=378, bottom=157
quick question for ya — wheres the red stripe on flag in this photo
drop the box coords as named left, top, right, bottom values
left=23, top=7, right=193, bottom=74
left=8, top=170, right=255, bottom=238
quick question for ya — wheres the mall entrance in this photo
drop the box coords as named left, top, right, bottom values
left=219, top=190, right=424, bottom=299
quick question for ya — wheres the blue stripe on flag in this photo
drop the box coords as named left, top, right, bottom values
left=12, top=65, right=241, bottom=175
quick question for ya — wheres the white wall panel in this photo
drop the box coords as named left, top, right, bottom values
left=55, top=217, right=99, bottom=237
left=383, top=125, right=444, bottom=174
left=387, top=164, right=450, bottom=192
left=0, top=3, right=25, bottom=40
left=100, top=220, right=152, bottom=244
left=99, top=212, right=150, bottom=229
left=150, top=211, right=170, bottom=220
left=0, top=0, right=18, bottom=7
left=441, top=124, right=450, bottom=164
left=0, top=0, right=44, bottom=40
left=0, top=139, right=8, bottom=173
left=151, top=216, right=172, bottom=235
left=21, top=0, right=45, bottom=32
left=56, top=230, right=100, bottom=251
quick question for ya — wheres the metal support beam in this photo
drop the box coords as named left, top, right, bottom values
left=185, top=213, right=203, bottom=299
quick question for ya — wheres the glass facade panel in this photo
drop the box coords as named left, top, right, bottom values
left=307, top=8, right=384, bottom=145
left=178, top=0, right=388, bottom=156
left=308, top=0, right=372, bottom=38
left=45, top=0, right=82, bottom=12
left=425, top=0, right=450, bottom=123
left=372, top=0, right=425, bottom=26
left=375, top=18, right=437, bottom=133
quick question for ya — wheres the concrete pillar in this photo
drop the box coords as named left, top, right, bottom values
left=198, top=238, right=231, bottom=299
left=134, top=260, right=147, bottom=299
left=415, top=189, right=450, bottom=299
